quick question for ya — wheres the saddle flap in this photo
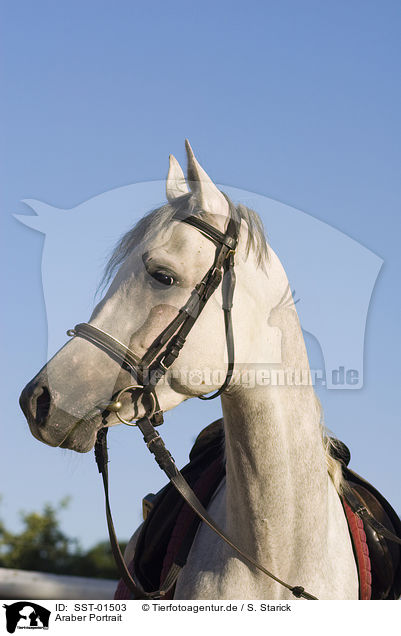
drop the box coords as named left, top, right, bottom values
left=343, top=467, right=401, bottom=600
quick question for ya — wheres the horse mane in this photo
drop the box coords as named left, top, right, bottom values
left=317, top=396, right=344, bottom=493
left=101, top=194, right=344, bottom=493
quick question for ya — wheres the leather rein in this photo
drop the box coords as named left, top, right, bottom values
left=67, top=199, right=321, bottom=600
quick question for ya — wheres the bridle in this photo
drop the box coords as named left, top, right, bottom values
left=66, top=195, right=319, bottom=600
left=67, top=197, right=239, bottom=421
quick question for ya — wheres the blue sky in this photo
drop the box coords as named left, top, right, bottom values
left=1, top=0, right=400, bottom=549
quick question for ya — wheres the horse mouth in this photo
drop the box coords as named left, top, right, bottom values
left=24, top=387, right=145, bottom=452
left=57, top=392, right=144, bottom=451
left=57, top=406, right=117, bottom=452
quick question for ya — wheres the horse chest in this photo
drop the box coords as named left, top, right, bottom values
left=174, top=481, right=236, bottom=599
left=173, top=476, right=360, bottom=600
left=173, top=482, right=281, bottom=600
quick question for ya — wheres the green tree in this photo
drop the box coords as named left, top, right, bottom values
left=0, top=499, right=126, bottom=579
left=73, top=541, right=127, bottom=579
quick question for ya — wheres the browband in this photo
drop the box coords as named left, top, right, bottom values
left=173, top=211, right=238, bottom=249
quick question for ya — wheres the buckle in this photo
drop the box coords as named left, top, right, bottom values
left=142, top=493, right=156, bottom=520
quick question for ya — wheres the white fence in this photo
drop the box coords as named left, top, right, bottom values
left=0, top=568, right=117, bottom=599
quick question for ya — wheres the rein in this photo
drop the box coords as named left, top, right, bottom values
left=67, top=198, right=320, bottom=600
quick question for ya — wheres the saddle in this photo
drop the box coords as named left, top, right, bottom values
left=115, top=419, right=401, bottom=600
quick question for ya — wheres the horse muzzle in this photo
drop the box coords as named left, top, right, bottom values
left=19, top=375, right=100, bottom=450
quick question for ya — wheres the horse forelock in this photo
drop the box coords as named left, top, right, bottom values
left=101, top=194, right=269, bottom=289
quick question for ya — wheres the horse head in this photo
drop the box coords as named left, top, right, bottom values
left=20, top=141, right=284, bottom=452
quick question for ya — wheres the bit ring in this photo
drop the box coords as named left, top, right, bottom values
left=108, top=385, right=156, bottom=426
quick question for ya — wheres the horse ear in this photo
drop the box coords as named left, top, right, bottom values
left=185, top=139, right=229, bottom=218
left=166, top=154, right=189, bottom=201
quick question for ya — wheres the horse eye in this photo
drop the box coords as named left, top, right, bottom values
left=151, top=271, right=175, bottom=286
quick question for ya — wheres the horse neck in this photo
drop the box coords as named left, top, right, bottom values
left=220, top=278, right=330, bottom=566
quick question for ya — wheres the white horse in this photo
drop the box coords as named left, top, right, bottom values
left=20, top=141, right=358, bottom=599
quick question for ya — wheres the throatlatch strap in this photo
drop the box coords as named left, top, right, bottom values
left=199, top=253, right=236, bottom=400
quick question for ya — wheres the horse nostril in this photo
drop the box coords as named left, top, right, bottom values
left=20, top=380, right=55, bottom=429
left=34, top=386, right=52, bottom=426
